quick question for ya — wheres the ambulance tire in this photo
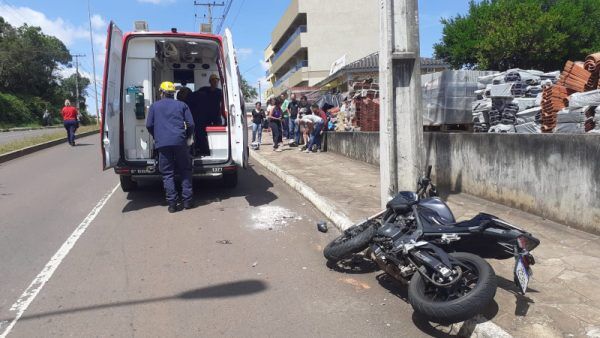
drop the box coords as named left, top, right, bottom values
left=120, top=175, right=138, bottom=192
left=222, top=171, right=238, bottom=188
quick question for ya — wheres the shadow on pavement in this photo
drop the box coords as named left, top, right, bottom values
left=121, top=164, right=277, bottom=213
left=73, top=143, right=94, bottom=147
left=1, top=279, right=268, bottom=322
left=495, top=275, right=536, bottom=316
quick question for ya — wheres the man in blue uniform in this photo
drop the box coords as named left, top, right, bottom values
left=146, top=81, right=195, bottom=213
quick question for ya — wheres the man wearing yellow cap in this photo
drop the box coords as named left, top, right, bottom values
left=146, top=81, right=195, bottom=213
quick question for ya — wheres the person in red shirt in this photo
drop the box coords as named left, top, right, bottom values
left=61, top=100, right=79, bottom=146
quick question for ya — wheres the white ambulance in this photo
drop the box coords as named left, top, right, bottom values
left=100, top=22, right=248, bottom=192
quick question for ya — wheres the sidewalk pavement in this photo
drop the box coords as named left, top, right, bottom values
left=251, top=139, right=600, bottom=338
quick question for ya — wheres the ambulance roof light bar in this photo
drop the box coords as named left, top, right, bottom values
left=134, top=21, right=149, bottom=32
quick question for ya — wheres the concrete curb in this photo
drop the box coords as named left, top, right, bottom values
left=0, top=130, right=99, bottom=164
left=0, top=126, right=62, bottom=132
left=249, top=148, right=514, bottom=338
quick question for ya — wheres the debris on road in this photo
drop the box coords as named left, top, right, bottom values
left=317, top=220, right=328, bottom=233
left=250, top=205, right=297, bottom=230
left=252, top=261, right=258, bottom=267
left=216, top=240, right=232, bottom=245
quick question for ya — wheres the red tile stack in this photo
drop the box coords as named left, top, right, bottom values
left=541, top=85, right=569, bottom=133
left=584, top=53, right=600, bottom=90
left=354, top=97, right=380, bottom=131
left=558, top=61, right=592, bottom=92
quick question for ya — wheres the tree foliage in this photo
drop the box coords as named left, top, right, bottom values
left=0, top=17, right=92, bottom=126
left=239, top=74, right=258, bottom=101
left=434, top=0, right=600, bottom=71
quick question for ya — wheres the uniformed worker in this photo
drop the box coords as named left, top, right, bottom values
left=146, top=81, right=195, bottom=213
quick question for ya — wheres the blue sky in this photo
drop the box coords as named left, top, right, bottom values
left=0, top=0, right=472, bottom=115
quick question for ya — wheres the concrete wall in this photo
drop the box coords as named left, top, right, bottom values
left=325, top=132, right=600, bottom=233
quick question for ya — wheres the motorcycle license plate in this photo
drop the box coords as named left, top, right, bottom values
left=514, top=258, right=529, bottom=294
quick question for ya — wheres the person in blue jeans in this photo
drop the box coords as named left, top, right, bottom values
left=251, top=101, right=265, bottom=147
left=287, top=93, right=300, bottom=146
left=304, top=104, right=325, bottom=153
left=146, top=81, right=195, bottom=213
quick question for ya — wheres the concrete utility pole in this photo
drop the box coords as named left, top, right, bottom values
left=258, top=80, right=262, bottom=103
left=72, top=54, right=86, bottom=112
left=378, top=0, right=424, bottom=207
left=194, top=1, right=224, bottom=33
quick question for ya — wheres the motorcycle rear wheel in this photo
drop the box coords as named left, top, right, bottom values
left=408, top=252, right=497, bottom=324
left=323, top=224, right=377, bottom=262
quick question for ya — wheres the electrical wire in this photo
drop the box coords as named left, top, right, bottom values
left=228, top=0, right=246, bottom=30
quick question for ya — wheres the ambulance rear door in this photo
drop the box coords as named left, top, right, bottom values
left=101, top=21, right=123, bottom=170
left=223, top=28, right=248, bottom=169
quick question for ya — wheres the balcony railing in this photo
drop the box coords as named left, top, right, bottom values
left=274, top=60, right=308, bottom=88
left=272, top=25, right=306, bottom=64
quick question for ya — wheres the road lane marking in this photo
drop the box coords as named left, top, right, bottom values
left=0, top=183, right=120, bottom=338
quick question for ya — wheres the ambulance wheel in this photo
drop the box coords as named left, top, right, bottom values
left=222, top=171, right=238, bottom=188
left=120, top=175, right=137, bottom=192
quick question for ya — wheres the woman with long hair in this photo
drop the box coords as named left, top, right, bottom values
left=268, top=98, right=284, bottom=151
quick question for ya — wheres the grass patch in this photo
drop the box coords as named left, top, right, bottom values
left=0, top=125, right=99, bottom=156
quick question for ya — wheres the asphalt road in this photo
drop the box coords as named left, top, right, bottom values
left=0, top=135, right=436, bottom=337
left=0, top=128, right=64, bottom=146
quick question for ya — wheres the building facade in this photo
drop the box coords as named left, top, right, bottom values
left=265, top=0, right=379, bottom=97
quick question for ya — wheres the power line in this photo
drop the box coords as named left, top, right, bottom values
left=228, top=0, right=246, bottom=29
left=215, top=0, right=233, bottom=34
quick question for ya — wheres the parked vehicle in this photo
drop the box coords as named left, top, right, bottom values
left=100, top=22, right=248, bottom=192
left=323, top=166, right=540, bottom=323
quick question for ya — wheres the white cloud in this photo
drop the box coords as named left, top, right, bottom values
left=259, top=59, right=270, bottom=71
left=137, top=0, right=176, bottom=4
left=235, top=48, right=253, bottom=60
left=56, top=66, right=94, bottom=82
left=0, top=4, right=89, bottom=46
left=90, top=14, right=107, bottom=31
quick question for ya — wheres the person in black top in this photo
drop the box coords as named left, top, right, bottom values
left=287, top=93, right=300, bottom=145
left=200, top=73, right=224, bottom=126
left=251, top=102, right=265, bottom=146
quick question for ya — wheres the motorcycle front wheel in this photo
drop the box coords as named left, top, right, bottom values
left=323, top=223, right=377, bottom=262
left=408, top=252, right=497, bottom=324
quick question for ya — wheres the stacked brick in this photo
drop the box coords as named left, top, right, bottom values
left=354, top=97, right=380, bottom=131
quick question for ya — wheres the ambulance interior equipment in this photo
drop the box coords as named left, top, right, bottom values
left=122, top=37, right=226, bottom=164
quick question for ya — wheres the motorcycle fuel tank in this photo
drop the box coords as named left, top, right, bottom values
left=418, top=197, right=456, bottom=225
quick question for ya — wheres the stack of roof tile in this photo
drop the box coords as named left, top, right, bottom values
left=557, top=61, right=592, bottom=92
left=541, top=85, right=569, bottom=132
left=584, top=106, right=596, bottom=132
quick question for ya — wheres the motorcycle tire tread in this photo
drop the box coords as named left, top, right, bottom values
left=407, top=252, right=497, bottom=324
left=323, top=225, right=377, bottom=262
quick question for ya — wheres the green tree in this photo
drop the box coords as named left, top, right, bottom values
left=240, top=74, right=257, bottom=100
left=434, top=0, right=600, bottom=71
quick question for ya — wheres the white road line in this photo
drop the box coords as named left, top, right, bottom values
left=0, top=183, right=120, bottom=338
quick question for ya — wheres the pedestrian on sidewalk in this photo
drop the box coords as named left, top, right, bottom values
left=287, top=93, right=300, bottom=146
left=43, top=108, right=51, bottom=126
left=303, top=104, right=325, bottom=152
left=251, top=101, right=265, bottom=147
left=268, top=98, right=284, bottom=151
left=146, top=81, right=195, bottom=213
left=61, top=100, right=78, bottom=146
left=280, top=92, right=290, bottom=139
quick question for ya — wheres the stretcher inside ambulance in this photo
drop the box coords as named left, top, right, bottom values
left=100, top=22, right=248, bottom=191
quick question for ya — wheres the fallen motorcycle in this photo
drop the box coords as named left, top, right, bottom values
left=323, top=166, right=540, bottom=323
